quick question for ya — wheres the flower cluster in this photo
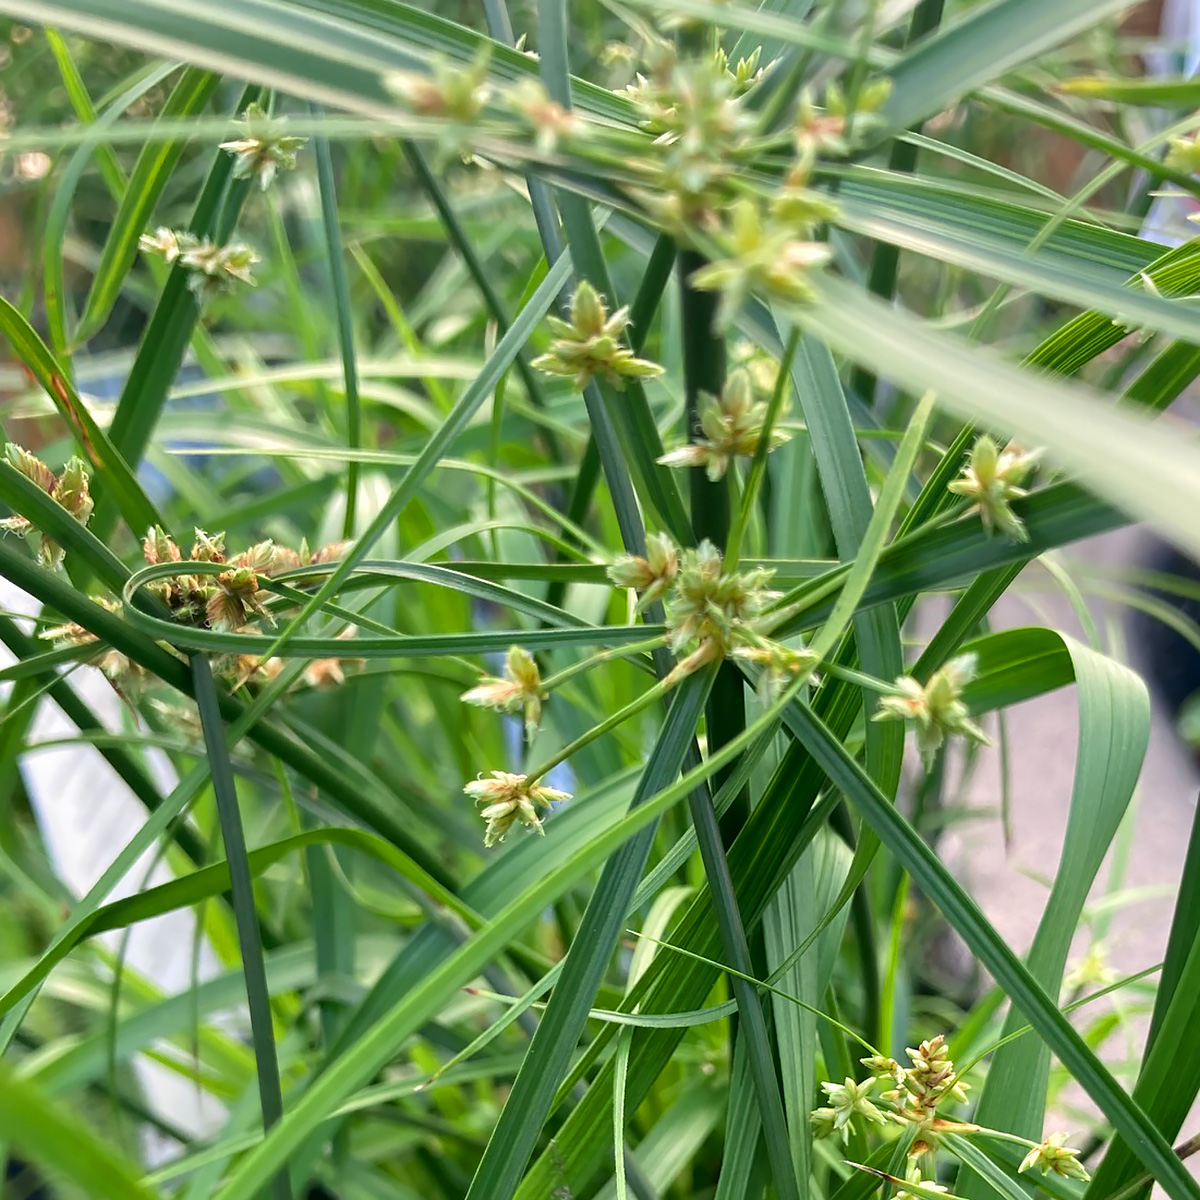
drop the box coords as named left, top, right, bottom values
left=141, top=526, right=348, bottom=636
left=873, top=654, right=990, bottom=769
left=731, top=638, right=821, bottom=705
left=462, top=645, right=546, bottom=742
left=368, top=35, right=856, bottom=322
left=607, top=531, right=680, bottom=613
left=730, top=339, right=782, bottom=395
left=463, top=771, right=570, bottom=847
left=138, top=227, right=259, bottom=299
left=219, top=102, right=307, bottom=190
left=815, top=1039, right=973, bottom=1182
left=532, top=281, right=664, bottom=390
left=663, top=540, right=777, bottom=679
left=689, top=197, right=833, bottom=327
left=658, top=367, right=790, bottom=481
left=625, top=48, right=759, bottom=228
left=40, top=600, right=145, bottom=701
left=948, top=435, right=1041, bottom=542
left=0, top=443, right=93, bottom=569
left=39, top=529, right=357, bottom=701
left=385, top=49, right=492, bottom=122
left=608, top=536, right=817, bottom=694
left=507, top=79, right=580, bottom=155
left=873, top=1036, right=971, bottom=1131
left=714, top=45, right=768, bottom=97
left=1019, top=1132, right=1090, bottom=1182
left=814, top=1036, right=1090, bottom=1192
left=794, top=77, right=892, bottom=158
left=810, top=1076, right=886, bottom=1142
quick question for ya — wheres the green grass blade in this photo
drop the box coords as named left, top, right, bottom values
left=536, top=0, right=691, bottom=547
left=1086, top=793, right=1200, bottom=1200
left=714, top=1036, right=764, bottom=1200
left=0, top=295, right=166, bottom=535
left=881, top=0, right=1135, bottom=133
left=400, top=142, right=558, bottom=453
left=309, top=103, right=362, bottom=534
left=598, top=1087, right=725, bottom=1200
left=190, top=654, right=291, bottom=1200
left=102, top=82, right=262, bottom=475
left=833, top=199, right=1200, bottom=342
left=944, top=1136, right=1035, bottom=1200
left=0, top=1062, right=163, bottom=1200
left=0, top=826, right=469, bottom=1018
left=752, top=392, right=933, bottom=983
left=854, top=0, right=946, bottom=401
left=205, top=656, right=817, bottom=1200
left=0, top=541, right=457, bottom=877
left=685, top=760, right=802, bottom=1200
left=40, top=62, right=176, bottom=357
left=1057, top=75, right=1200, bottom=106
left=0, top=459, right=133, bottom=592
left=76, top=67, right=220, bottom=344
left=44, top=27, right=126, bottom=198
left=961, top=639, right=1149, bottom=1197
left=788, top=324, right=905, bottom=735
left=0, top=614, right=206, bottom=866
left=798, top=276, right=1200, bottom=563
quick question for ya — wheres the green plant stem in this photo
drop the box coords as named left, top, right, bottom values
left=634, top=930, right=881, bottom=1055
left=821, top=662, right=895, bottom=693
left=967, top=1129, right=1042, bottom=1151
left=540, top=635, right=667, bottom=690
left=190, top=654, right=290, bottom=1200
left=679, top=247, right=748, bottom=848
left=400, top=141, right=561, bottom=462
left=546, top=234, right=676, bottom=612
left=525, top=671, right=677, bottom=783
left=680, top=251, right=729, bottom=546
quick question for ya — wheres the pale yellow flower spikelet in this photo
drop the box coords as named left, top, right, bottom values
left=607, top=532, right=680, bottom=612
left=532, top=281, right=664, bottom=390
left=464, top=771, right=571, bottom=847
left=663, top=539, right=777, bottom=683
left=219, top=102, right=306, bottom=190
left=658, top=368, right=790, bottom=481
left=688, top=198, right=832, bottom=326
left=874, top=655, right=990, bottom=768
left=812, top=1076, right=886, bottom=1142
left=461, top=645, right=547, bottom=740
left=0, top=445, right=94, bottom=569
left=1019, top=1133, right=1090, bottom=1182
left=947, top=434, right=1041, bottom=541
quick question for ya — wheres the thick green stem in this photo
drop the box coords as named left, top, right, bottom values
left=191, top=654, right=291, bottom=1200
left=679, top=249, right=748, bottom=847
